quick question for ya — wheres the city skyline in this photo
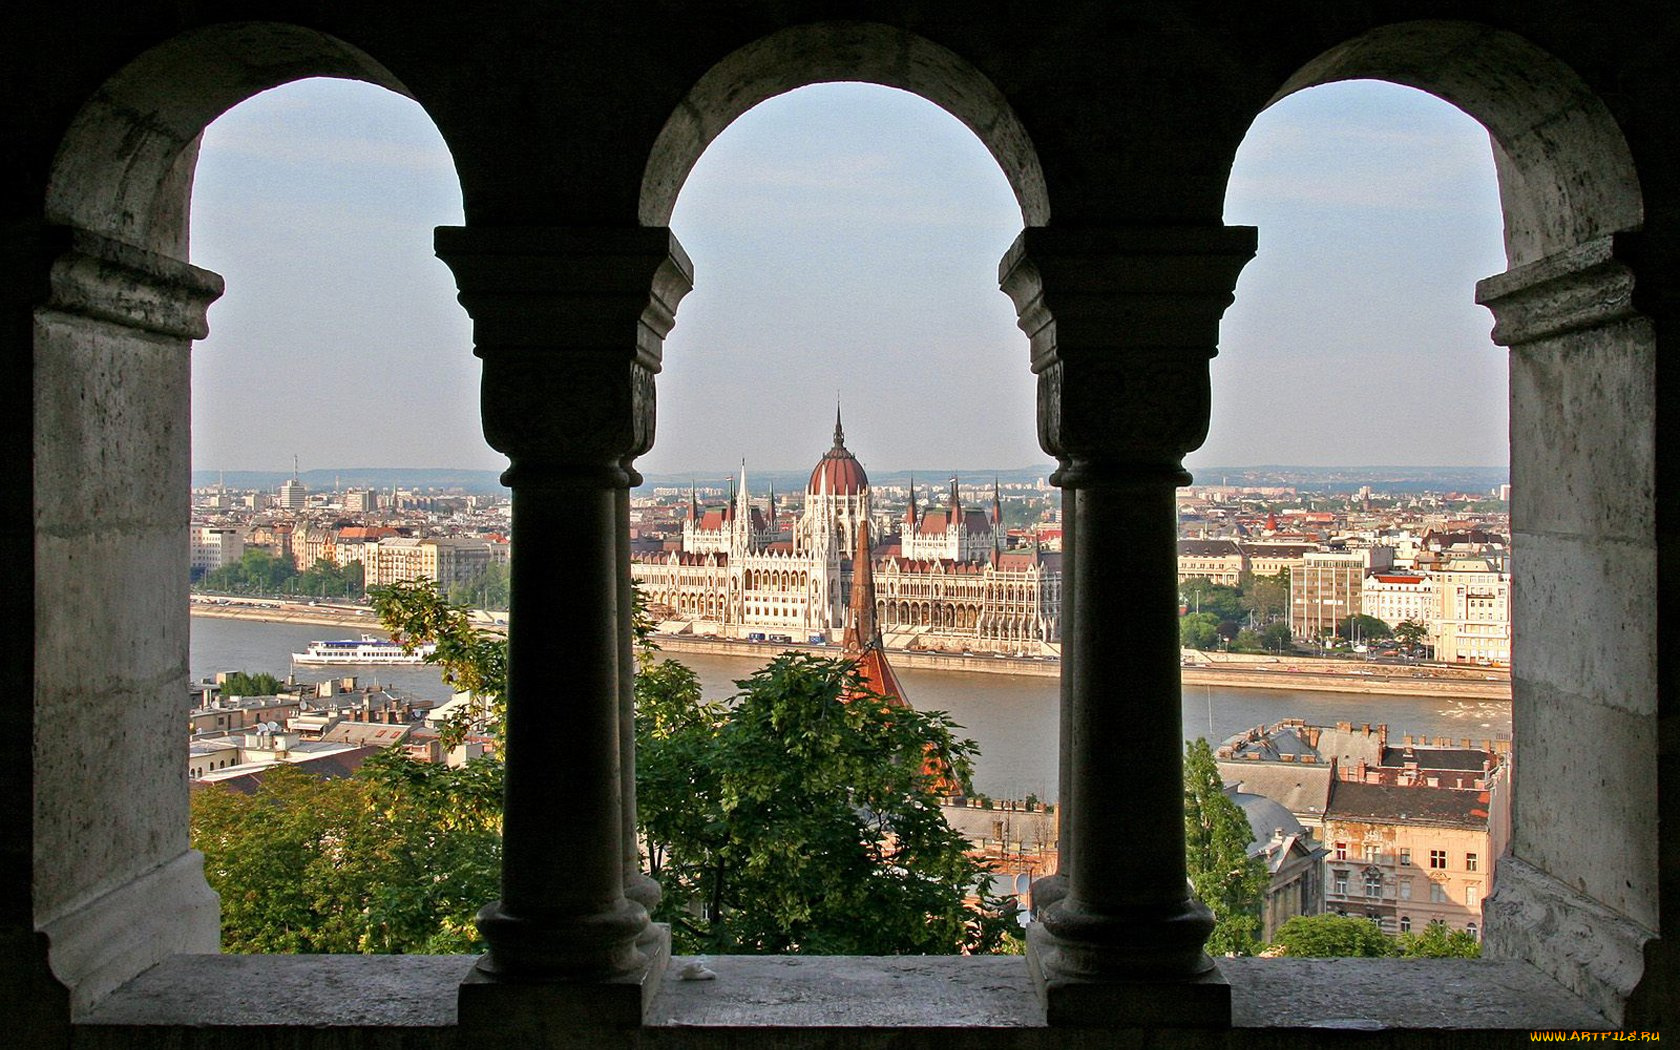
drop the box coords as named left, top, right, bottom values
left=189, top=78, right=1508, bottom=474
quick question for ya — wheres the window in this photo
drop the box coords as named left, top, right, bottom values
left=1362, top=843, right=1380, bottom=863
left=1399, top=878, right=1412, bottom=900
left=1466, top=852, right=1479, bottom=872
left=1466, top=885, right=1479, bottom=909
left=1429, top=849, right=1447, bottom=869
left=1333, top=871, right=1349, bottom=896
left=1334, top=841, right=1347, bottom=860
left=1430, top=882, right=1448, bottom=904
left=1400, top=915, right=1412, bottom=933
left=1467, top=922, right=1480, bottom=940
left=1365, top=872, right=1383, bottom=897
left=1399, top=847, right=1411, bottom=866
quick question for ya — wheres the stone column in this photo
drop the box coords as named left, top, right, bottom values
left=618, top=460, right=663, bottom=926
left=435, top=227, right=691, bottom=1031
left=1000, top=226, right=1254, bottom=1027
left=26, top=224, right=224, bottom=1020
left=1474, top=233, right=1660, bottom=1025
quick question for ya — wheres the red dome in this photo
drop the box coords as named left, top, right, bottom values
left=808, top=410, right=868, bottom=496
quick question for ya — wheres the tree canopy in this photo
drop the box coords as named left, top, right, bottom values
left=1179, top=612, right=1221, bottom=650
left=1336, top=614, right=1392, bottom=642
left=1272, top=914, right=1398, bottom=957
left=638, top=651, right=1014, bottom=955
left=190, top=752, right=500, bottom=954
left=1183, top=738, right=1268, bottom=956
left=1397, top=921, right=1481, bottom=958
left=218, top=670, right=287, bottom=697
left=1270, top=913, right=1481, bottom=958
left=1180, top=579, right=1246, bottom=623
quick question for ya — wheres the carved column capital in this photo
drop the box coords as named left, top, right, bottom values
left=27, top=223, right=224, bottom=338
left=434, top=226, right=692, bottom=484
left=1000, top=226, right=1255, bottom=484
left=1475, top=232, right=1641, bottom=346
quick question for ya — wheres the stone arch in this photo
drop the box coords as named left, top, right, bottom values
left=1236, top=21, right=1652, bottom=1019
left=32, top=23, right=459, bottom=1016
left=1258, top=20, right=1641, bottom=267
left=46, top=23, right=428, bottom=257
left=639, top=21, right=1049, bottom=228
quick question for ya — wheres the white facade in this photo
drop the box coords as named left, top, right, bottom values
left=1361, top=572, right=1438, bottom=635
left=189, top=526, right=244, bottom=578
left=1433, top=557, right=1512, bottom=664
left=278, top=476, right=308, bottom=510
left=632, top=420, right=1060, bottom=653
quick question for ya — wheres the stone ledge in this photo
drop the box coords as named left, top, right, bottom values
left=78, top=953, right=1609, bottom=1042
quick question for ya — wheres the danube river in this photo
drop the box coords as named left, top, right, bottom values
left=193, top=617, right=1513, bottom=805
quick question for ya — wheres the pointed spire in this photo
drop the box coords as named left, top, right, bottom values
left=992, top=477, right=1003, bottom=555
left=843, top=517, right=877, bottom=651
left=833, top=402, right=845, bottom=448
left=905, top=476, right=918, bottom=526
left=689, top=480, right=699, bottom=521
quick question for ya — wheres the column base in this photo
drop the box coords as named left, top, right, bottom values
left=1026, top=921, right=1231, bottom=1028
left=459, top=922, right=671, bottom=1039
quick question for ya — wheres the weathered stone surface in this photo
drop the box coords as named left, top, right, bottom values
left=79, top=953, right=1608, bottom=1043
left=1508, top=676, right=1658, bottom=928
left=1487, top=857, right=1653, bottom=1027
left=1513, top=532, right=1657, bottom=719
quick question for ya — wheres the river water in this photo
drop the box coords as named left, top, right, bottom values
left=193, top=617, right=1512, bottom=804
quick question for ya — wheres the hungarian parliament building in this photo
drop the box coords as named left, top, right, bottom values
left=631, top=416, right=1062, bottom=655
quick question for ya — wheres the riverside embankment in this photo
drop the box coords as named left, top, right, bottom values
left=644, top=636, right=1511, bottom=701
left=188, top=601, right=1510, bottom=701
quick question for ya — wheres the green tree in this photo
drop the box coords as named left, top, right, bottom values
left=1180, top=578, right=1245, bottom=622
left=1232, top=627, right=1263, bottom=652
left=201, top=548, right=297, bottom=594
left=1259, top=622, right=1295, bottom=654
left=189, top=754, right=500, bottom=954
left=371, top=578, right=507, bottom=747
left=1239, top=571, right=1290, bottom=625
left=219, top=670, right=287, bottom=697
left=1271, top=914, right=1398, bottom=958
left=448, top=561, right=511, bottom=611
left=638, top=651, right=1013, bottom=956
left=1182, top=738, right=1268, bottom=956
left=1179, top=612, right=1221, bottom=650
left=297, top=557, right=364, bottom=598
left=1397, top=921, right=1481, bottom=958
left=1395, top=618, right=1430, bottom=648
left=1337, top=614, right=1392, bottom=642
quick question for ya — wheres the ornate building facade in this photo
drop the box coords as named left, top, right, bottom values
left=632, top=416, right=1061, bottom=654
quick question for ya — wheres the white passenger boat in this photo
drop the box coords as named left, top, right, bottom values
left=292, top=634, right=436, bottom=666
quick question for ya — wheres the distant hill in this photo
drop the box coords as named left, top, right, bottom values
left=192, top=468, right=508, bottom=494
left=193, top=463, right=1509, bottom=498
left=1185, top=465, right=1509, bottom=494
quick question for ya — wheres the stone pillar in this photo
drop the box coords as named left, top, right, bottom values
left=24, top=224, right=224, bottom=1018
left=1474, top=233, right=1660, bottom=1026
left=618, top=461, right=662, bottom=926
left=435, top=226, right=691, bottom=1032
left=1000, top=226, right=1254, bottom=1027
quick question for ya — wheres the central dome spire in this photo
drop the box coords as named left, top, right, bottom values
left=808, top=401, right=868, bottom=497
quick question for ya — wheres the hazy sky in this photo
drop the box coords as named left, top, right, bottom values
left=189, top=78, right=1508, bottom=476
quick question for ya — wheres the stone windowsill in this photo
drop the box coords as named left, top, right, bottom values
left=76, top=953, right=1610, bottom=1044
